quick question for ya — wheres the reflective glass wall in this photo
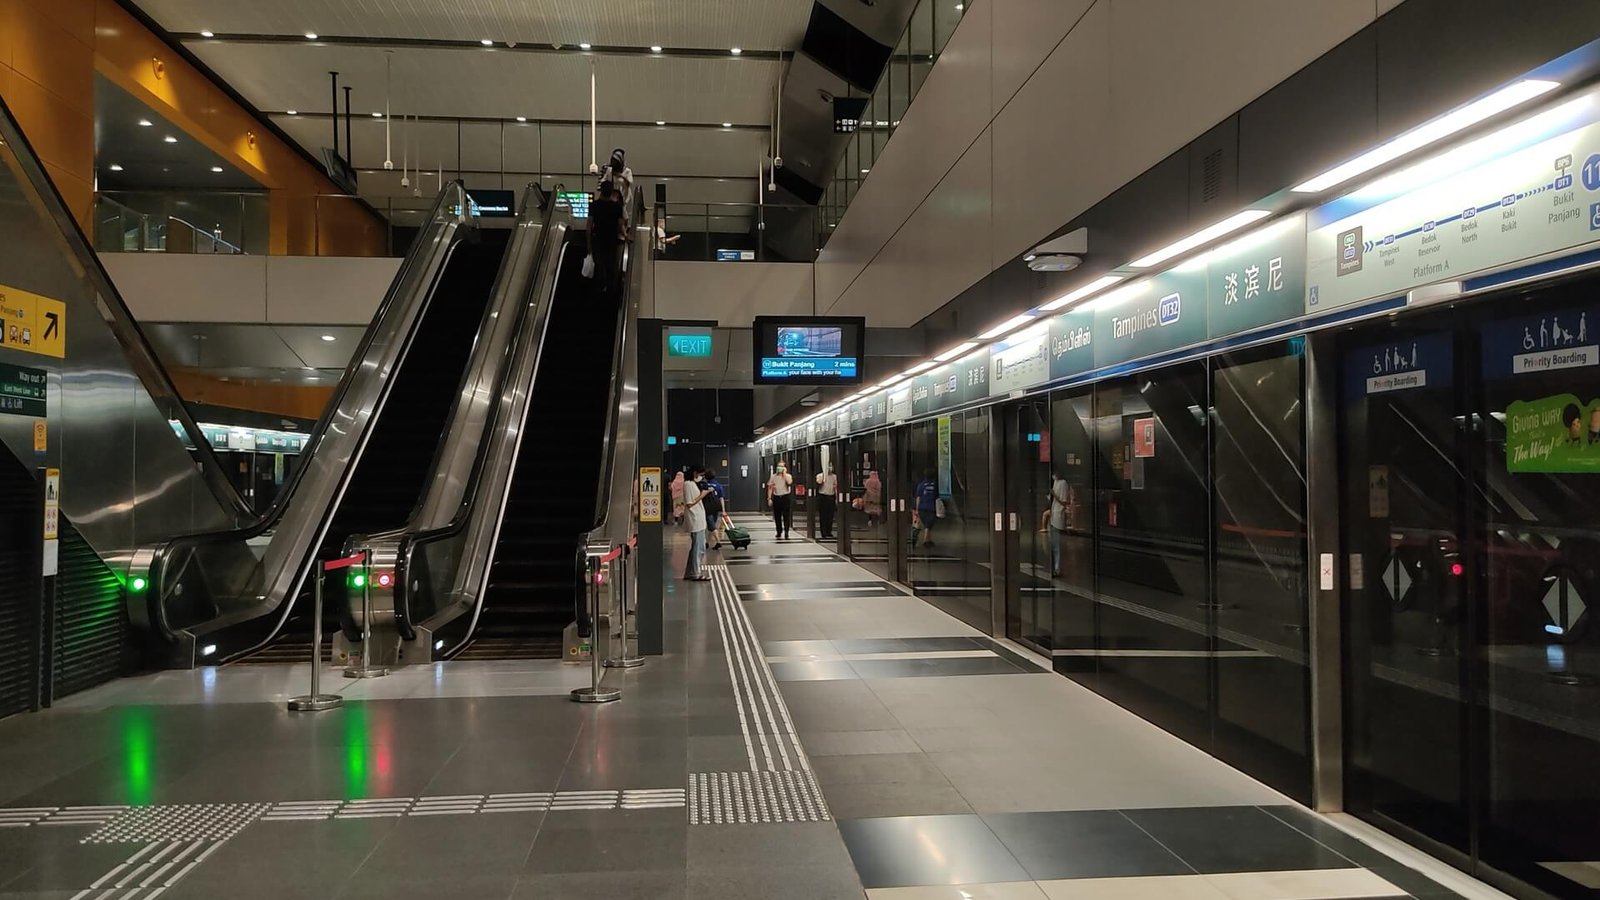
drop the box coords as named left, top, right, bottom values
left=905, top=411, right=993, bottom=631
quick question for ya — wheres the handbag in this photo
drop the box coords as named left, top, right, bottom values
left=581, top=255, right=596, bottom=278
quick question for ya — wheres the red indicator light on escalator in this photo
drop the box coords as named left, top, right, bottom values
left=377, top=572, right=394, bottom=588
left=1450, top=563, right=1464, bottom=577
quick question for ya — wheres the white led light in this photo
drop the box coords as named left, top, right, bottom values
left=516, top=116, right=527, bottom=122
left=200, top=30, right=215, bottom=37
left=108, top=164, right=124, bottom=171
left=1293, top=79, right=1560, bottom=194
left=935, top=341, right=979, bottom=362
left=201, top=644, right=217, bottom=657
left=480, top=38, right=493, bottom=46
left=651, top=45, right=663, bottom=53
left=579, top=42, right=592, bottom=50
left=1128, top=210, right=1271, bottom=269
left=730, top=47, right=742, bottom=55
left=978, top=313, right=1036, bottom=340
left=138, top=119, right=153, bottom=127
left=902, top=361, right=937, bottom=377
left=1039, top=275, right=1125, bottom=312
left=320, top=334, right=337, bottom=342
left=722, top=122, right=733, bottom=128
left=210, top=166, right=224, bottom=173
left=304, top=32, right=318, bottom=40
left=164, top=135, right=178, bottom=143
left=371, top=111, right=383, bottom=117
left=286, top=109, right=298, bottom=115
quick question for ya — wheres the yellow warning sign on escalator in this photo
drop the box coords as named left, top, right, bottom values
left=0, top=283, right=66, bottom=358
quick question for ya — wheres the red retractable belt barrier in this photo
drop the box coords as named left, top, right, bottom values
left=323, top=552, right=366, bottom=572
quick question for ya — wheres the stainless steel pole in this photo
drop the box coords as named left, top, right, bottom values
left=345, top=548, right=389, bottom=679
left=573, top=553, right=621, bottom=703
left=605, top=548, right=643, bottom=668
left=288, top=563, right=343, bottom=711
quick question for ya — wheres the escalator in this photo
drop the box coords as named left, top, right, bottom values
left=240, top=230, right=512, bottom=663
left=136, top=183, right=536, bottom=665
left=458, top=234, right=622, bottom=659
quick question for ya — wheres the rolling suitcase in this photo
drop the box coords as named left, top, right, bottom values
left=724, top=520, right=752, bottom=550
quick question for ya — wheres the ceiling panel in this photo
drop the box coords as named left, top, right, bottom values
left=274, top=325, right=367, bottom=368
left=145, top=323, right=305, bottom=369
left=138, top=0, right=813, bottom=50
left=185, top=41, right=780, bottom=124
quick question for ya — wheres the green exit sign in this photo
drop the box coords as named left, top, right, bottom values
left=667, top=331, right=713, bottom=358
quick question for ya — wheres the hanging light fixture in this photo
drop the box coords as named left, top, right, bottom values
left=382, top=51, right=394, bottom=169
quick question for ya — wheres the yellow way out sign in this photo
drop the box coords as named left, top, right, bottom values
left=0, top=283, right=66, bottom=358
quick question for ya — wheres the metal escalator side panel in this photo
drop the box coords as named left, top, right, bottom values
left=421, top=231, right=580, bottom=657
left=0, top=92, right=251, bottom=572
left=586, top=198, right=649, bottom=551
left=344, top=186, right=557, bottom=642
left=147, top=184, right=471, bottom=661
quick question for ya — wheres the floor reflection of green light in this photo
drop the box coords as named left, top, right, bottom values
left=343, top=703, right=368, bottom=799
left=121, top=708, right=154, bottom=806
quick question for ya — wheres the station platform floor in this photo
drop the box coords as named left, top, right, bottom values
left=0, top=521, right=1507, bottom=899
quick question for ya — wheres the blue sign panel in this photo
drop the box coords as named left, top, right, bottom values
left=759, top=356, right=858, bottom=381
left=1482, top=304, right=1600, bottom=381
left=1048, top=308, right=1095, bottom=382
left=1343, top=332, right=1454, bottom=398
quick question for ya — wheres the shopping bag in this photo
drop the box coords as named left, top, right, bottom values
left=581, top=255, right=596, bottom=278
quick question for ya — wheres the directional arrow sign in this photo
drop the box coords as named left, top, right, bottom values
left=42, top=312, right=58, bottom=341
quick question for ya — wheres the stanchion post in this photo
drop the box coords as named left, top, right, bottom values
left=572, top=552, right=621, bottom=703
left=345, top=548, right=389, bottom=680
left=288, top=560, right=343, bottom=711
left=605, top=544, right=643, bottom=669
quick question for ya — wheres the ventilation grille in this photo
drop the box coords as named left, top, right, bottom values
left=1201, top=149, right=1225, bottom=204
left=0, top=454, right=40, bottom=718
left=53, top=518, right=131, bottom=699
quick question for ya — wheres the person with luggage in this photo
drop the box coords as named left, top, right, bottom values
left=913, top=470, right=940, bottom=548
left=767, top=461, right=794, bottom=539
left=703, top=470, right=729, bottom=549
left=682, top=466, right=711, bottom=581
left=814, top=464, right=838, bottom=540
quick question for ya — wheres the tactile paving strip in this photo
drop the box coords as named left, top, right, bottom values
left=82, top=802, right=270, bottom=844
left=688, top=770, right=831, bottom=825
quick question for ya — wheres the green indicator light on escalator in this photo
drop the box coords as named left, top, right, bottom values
left=352, top=573, right=367, bottom=589
left=130, top=576, right=147, bottom=592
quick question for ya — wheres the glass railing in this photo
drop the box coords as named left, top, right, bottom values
left=95, top=191, right=265, bottom=254
left=653, top=202, right=817, bottom=263
left=817, top=0, right=969, bottom=247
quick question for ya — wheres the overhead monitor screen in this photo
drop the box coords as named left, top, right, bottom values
left=556, top=191, right=590, bottom=219
left=752, top=316, right=864, bottom=385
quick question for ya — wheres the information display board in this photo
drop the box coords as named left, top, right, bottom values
left=751, top=316, right=865, bottom=386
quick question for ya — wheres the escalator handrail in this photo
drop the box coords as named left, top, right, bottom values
left=142, top=183, right=471, bottom=646
left=0, top=92, right=252, bottom=525
left=399, top=206, right=577, bottom=638
left=585, top=192, right=648, bottom=548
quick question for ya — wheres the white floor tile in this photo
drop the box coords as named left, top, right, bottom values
left=1202, top=868, right=1403, bottom=899
left=1038, top=874, right=1229, bottom=899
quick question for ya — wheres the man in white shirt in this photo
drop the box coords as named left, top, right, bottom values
left=814, top=465, right=838, bottom=540
left=767, top=462, right=794, bottom=539
left=1049, top=474, right=1071, bottom=577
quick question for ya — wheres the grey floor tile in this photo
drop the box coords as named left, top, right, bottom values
left=689, top=822, right=856, bottom=871
left=983, top=810, right=1194, bottom=880
left=803, top=730, right=923, bottom=757
left=809, top=752, right=953, bottom=787
left=526, top=825, right=687, bottom=874
left=1121, top=806, right=1355, bottom=875
left=822, top=779, right=974, bottom=819
left=837, top=815, right=1030, bottom=888
left=334, top=874, right=516, bottom=899
left=687, top=863, right=865, bottom=900
left=512, top=870, right=687, bottom=899
left=769, top=660, right=860, bottom=682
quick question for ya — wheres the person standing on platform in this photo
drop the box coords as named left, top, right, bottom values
left=703, top=470, right=729, bottom=549
left=767, top=461, right=794, bottom=539
left=913, top=470, right=940, bottom=548
left=1049, top=472, right=1070, bottom=577
left=683, top=466, right=711, bottom=581
left=814, top=464, right=838, bottom=539
left=669, top=470, right=686, bottom=526
left=599, top=148, right=635, bottom=223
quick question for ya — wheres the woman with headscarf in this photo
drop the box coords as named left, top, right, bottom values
left=863, top=469, right=883, bottom=524
left=599, top=148, right=635, bottom=222
left=670, top=470, right=685, bottom=526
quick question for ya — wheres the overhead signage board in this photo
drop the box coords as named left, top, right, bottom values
left=465, top=188, right=516, bottom=218
left=833, top=97, right=870, bottom=134
left=716, top=250, right=756, bottom=262
left=1092, top=272, right=1207, bottom=369
left=1205, top=215, right=1308, bottom=338
left=990, top=323, right=1051, bottom=396
left=0, top=283, right=66, bottom=359
left=1048, top=307, right=1095, bottom=382
left=752, top=316, right=865, bottom=386
left=0, top=363, right=47, bottom=417
left=1305, top=90, right=1600, bottom=314
left=666, top=329, right=714, bottom=358
left=556, top=191, right=590, bottom=219
left=888, top=386, right=913, bottom=423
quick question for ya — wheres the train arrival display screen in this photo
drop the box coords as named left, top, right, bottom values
left=751, top=316, right=865, bottom=385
